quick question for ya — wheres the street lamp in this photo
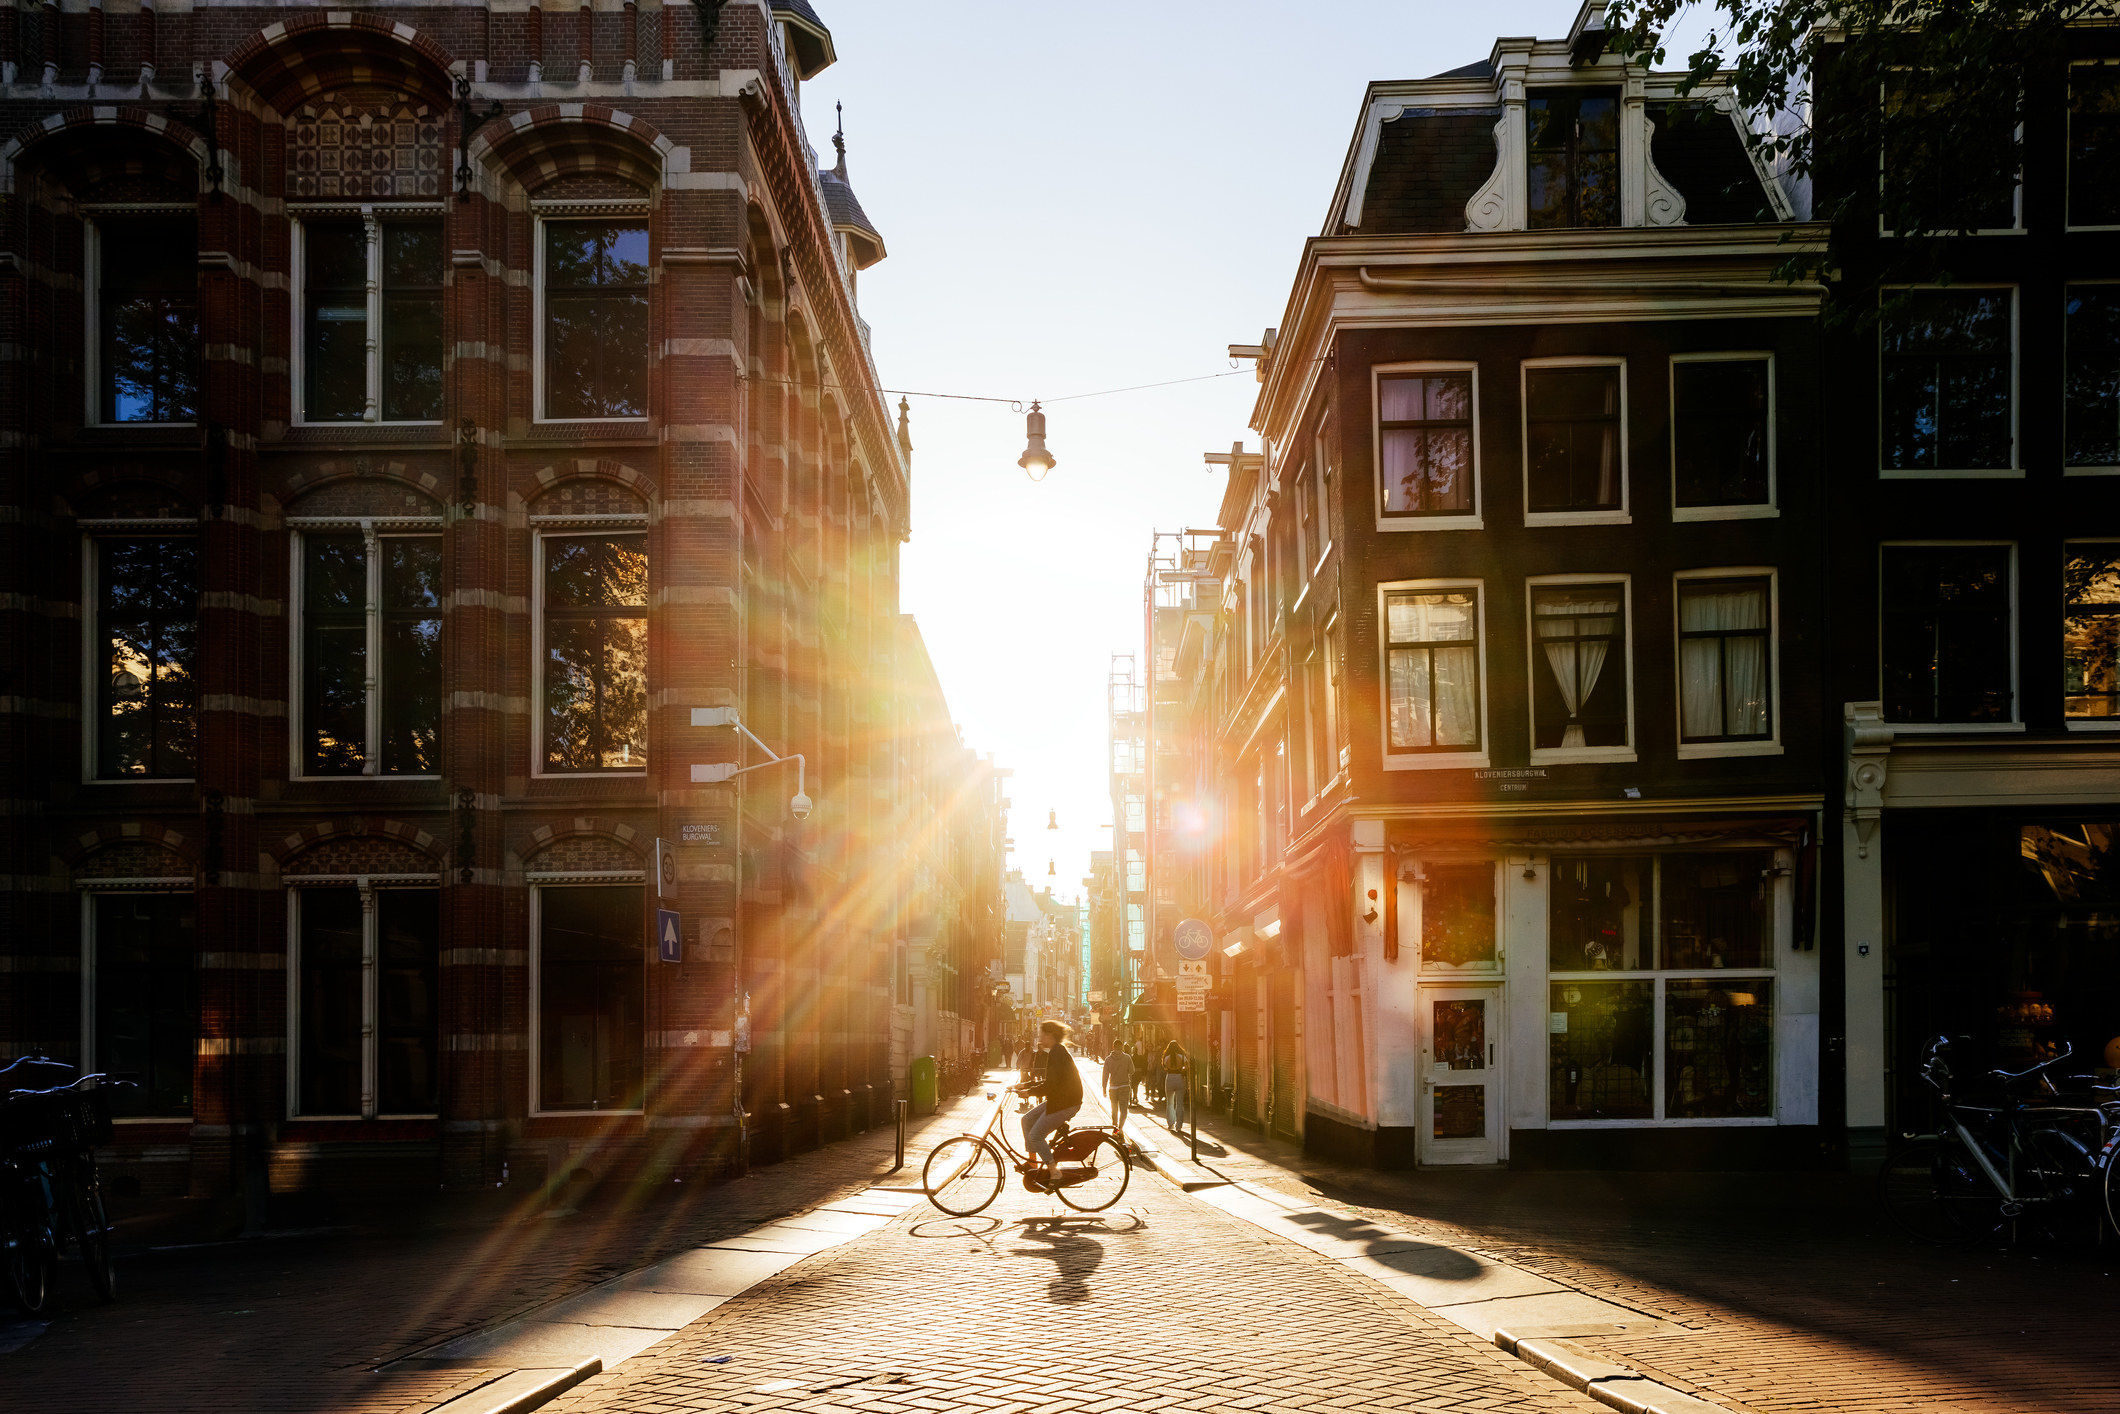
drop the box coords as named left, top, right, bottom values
left=1017, top=402, right=1056, bottom=480
left=688, top=708, right=810, bottom=818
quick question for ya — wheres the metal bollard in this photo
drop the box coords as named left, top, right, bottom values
left=890, top=1098, right=908, bottom=1173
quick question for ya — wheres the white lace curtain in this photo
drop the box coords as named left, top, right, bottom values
left=1535, top=590, right=1620, bottom=747
left=1680, top=584, right=1768, bottom=738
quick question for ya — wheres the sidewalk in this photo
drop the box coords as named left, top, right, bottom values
left=1158, top=1102, right=2120, bottom=1414
left=0, top=1092, right=982, bottom=1414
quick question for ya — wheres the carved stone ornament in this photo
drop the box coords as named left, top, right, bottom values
left=1843, top=701, right=1894, bottom=859
left=1465, top=117, right=1514, bottom=232
left=1643, top=118, right=1688, bottom=227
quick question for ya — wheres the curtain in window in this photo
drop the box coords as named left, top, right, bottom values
left=1535, top=591, right=1619, bottom=747
left=1680, top=584, right=1768, bottom=738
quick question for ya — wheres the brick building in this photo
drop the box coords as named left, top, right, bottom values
left=0, top=0, right=1003, bottom=1202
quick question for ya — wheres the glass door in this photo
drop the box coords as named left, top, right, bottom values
left=1418, top=986, right=1501, bottom=1164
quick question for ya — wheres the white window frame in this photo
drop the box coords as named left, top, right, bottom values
left=285, top=878, right=444, bottom=1122
left=1877, top=285, right=2021, bottom=479
left=2065, top=60, right=2120, bottom=233
left=533, top=209, right=654, bottom=426
left=287, top=518, right=446, bottom=781
left=530, top=522, right=652, bottom=779
left=1878, top=540, right=2023, bottom=734
left=1673, top=567, right=1784, bottom=760
left=1311, top=424, right=1335, bottom=573
left=1521, top=356, right=1630, bottom=527
left=83, top=212, right=199, bottom=430
left=79, top=525, right=200, bottom=785
left=1372, top=361, right=1482, bottom=533
left=289, top=209, right=448, bottom=428
left=2062, top=537, right=2120, bottom=732
left=1669, top=352, right=1778, bottom=521
left=1545, top=847, right=1787, bottom=1129
left=2062, top=280, right=2120, bottom=477
left=1377, top=577, right=1490, bottom=772
left=79, top=884, right=197, bottom=1123
left=528, top=877, right=649, bottom=1118
left=1526, top=573, right=1637, bottom=765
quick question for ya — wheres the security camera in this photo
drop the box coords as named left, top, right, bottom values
left=789, top=790, right=812, bottom=821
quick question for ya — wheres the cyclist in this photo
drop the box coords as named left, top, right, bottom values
left=1013, top=1020, right=1083, bottom=1186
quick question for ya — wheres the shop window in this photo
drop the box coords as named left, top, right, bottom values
left=300, top=219, right=444, bottom=423
left=543, top=220, right=649, bottom=420
left=541, top=533, right=649, bottom=771
left=2063, top=285, right=2120, bottom=468
left=95, top=537, right=197, bottom=778
left=1549, top=851, right=1777, bottom=1122
left=2068, top=63, right=2120, bottom=228
left=1524, top=363, right=1624, bottom=517
left=2064, top=543, right=2120, bottom=719
left=1377, top=371, right=1475, bottom=519
left=1383, top=586, right=1483, bottom=756
left=537, top=885, right=644, bottom=1112
left=1418, top=863, right=1496, bottom=969
left=95, top=217, right=197, bottom=424
left=1881, top=544, right=2014, bottom=724
left=1678, top=576, right=1774, bottom=743
left=295, top=887, right=440, bottom=1117
left=1527, top=89, right=1619, bottom=229
left=1671, top=356, right=1772, bottom=510
left=298, top=532, right=442, bottom=775
left=1880, top=289, right=2015, bottom=473
left=90, top=893, right=195, bottom=1117
left=1529, top=581, right=1630, bottom=754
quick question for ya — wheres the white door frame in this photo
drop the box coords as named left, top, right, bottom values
left=1417, top=982, right=1505, bottom=1165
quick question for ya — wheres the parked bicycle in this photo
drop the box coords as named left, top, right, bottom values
left=923, top=1078, right=1130, bottom=1216
left=2, top=1058, right=126, bottom=1313
left=1878, top=1035, right=2120, bottom=1247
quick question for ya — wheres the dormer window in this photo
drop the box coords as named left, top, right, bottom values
left=1528, top=89, right=1619, bottom=229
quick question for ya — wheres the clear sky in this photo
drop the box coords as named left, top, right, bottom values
left=797, top=1, right=1672, bottom=900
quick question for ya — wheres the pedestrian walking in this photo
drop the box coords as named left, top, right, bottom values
left=1012, top=1020, right=1084, bottom=1186
left=1138, top=1040, right=1159, bottom=1104
left=1162, top=1038, right=1190, bottom=1130
left=1102, top=1040, right=1135, bottom=1129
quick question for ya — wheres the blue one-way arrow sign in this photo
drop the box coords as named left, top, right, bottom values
left=656, top=908, right=682, bottom=963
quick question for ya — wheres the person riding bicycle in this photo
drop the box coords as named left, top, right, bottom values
left=1012, top=1020, right=1083, bottom=1186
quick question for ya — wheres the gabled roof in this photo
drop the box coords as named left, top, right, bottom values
left=771, top=0, right=837, bottom=80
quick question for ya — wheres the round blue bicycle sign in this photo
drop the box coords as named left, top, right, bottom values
left=1174, top=918, right=1213, bottom=961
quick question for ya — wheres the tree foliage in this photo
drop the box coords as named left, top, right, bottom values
left=1605, top=0, right=2118, bottom=302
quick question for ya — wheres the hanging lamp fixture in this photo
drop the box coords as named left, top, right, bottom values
left=1047, top=808, right=1059, bottom=830
left=1018, top=401, right=1056, bottom=480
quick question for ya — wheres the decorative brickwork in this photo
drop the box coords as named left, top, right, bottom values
left=74, top=839, right=192, bottom=880
left=287, top=92, right=446, bottom=200
left=287, top=478, right=444, bottom=519
left=283, top=835, right=441, bottom=878
left=523, top=832, right=642, bottom=874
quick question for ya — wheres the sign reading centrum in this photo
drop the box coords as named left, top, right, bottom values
left=1174, top=918, right=1213, bottom=962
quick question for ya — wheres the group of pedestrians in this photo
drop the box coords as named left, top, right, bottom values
left=1095, top=1037, right=1193, bottom=1132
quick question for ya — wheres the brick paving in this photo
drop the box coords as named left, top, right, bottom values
left=0, top=1105, right=967, bottom=1414
left=541, top=1140, right=1605, bottom=1414
left=1176, top=1110, right=2120, bottom=1414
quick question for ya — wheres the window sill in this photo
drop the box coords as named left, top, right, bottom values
left=1383, top=751, right=1490, bottom=772
left=1525, top=510, right=1630, bottom=528
left=1878, top=467, right=2023, bottom=480
left=2064, top=719, right=2120, bottom=732
left=2063, top=465, right=2120, bottom=477
left=1376, top=515, right=1483, bottom=533
left=1529, top=746, right=1636, bottom=766
left=1676, top=740, right=1784, bottom=760
left=1673, top=504, right=1778, bottom=522
left=1546, top=1117, right=1778, bottom=1130
left=1885, top=721, right=2025, bottom=735
left=290, top=774, right=445, bottom=783
left=82, top=776, right=196, bottom=785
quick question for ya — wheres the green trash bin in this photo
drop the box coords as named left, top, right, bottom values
left=908, top=1055, right=938, bottom=1115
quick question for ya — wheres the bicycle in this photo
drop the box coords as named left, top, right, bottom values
left=2, top=1063, right=125, bottom=1312
left=1878, top=1035, right=2120, bottom=1247
left=922, top=1078, right=1131, bottom=1217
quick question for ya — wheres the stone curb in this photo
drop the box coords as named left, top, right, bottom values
left=429, top=1358, right=602, bottom=1414
left=1496, top=1333, right=1730, bottom=1414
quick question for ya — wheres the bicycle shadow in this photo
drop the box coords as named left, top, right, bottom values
left=1011, top=1215, right=1130, bottom=1304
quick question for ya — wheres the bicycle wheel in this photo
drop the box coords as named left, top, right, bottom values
left=1054, top=1134, right=1130, bottom=1213
left=2, top=1184, right=55, bottom=1315
left=1879, top=1137, right=2006, bottom=1246
left=63, top=1166, right=114, bottom=1302
left=923, top=1136, right=1004, bottom=1217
